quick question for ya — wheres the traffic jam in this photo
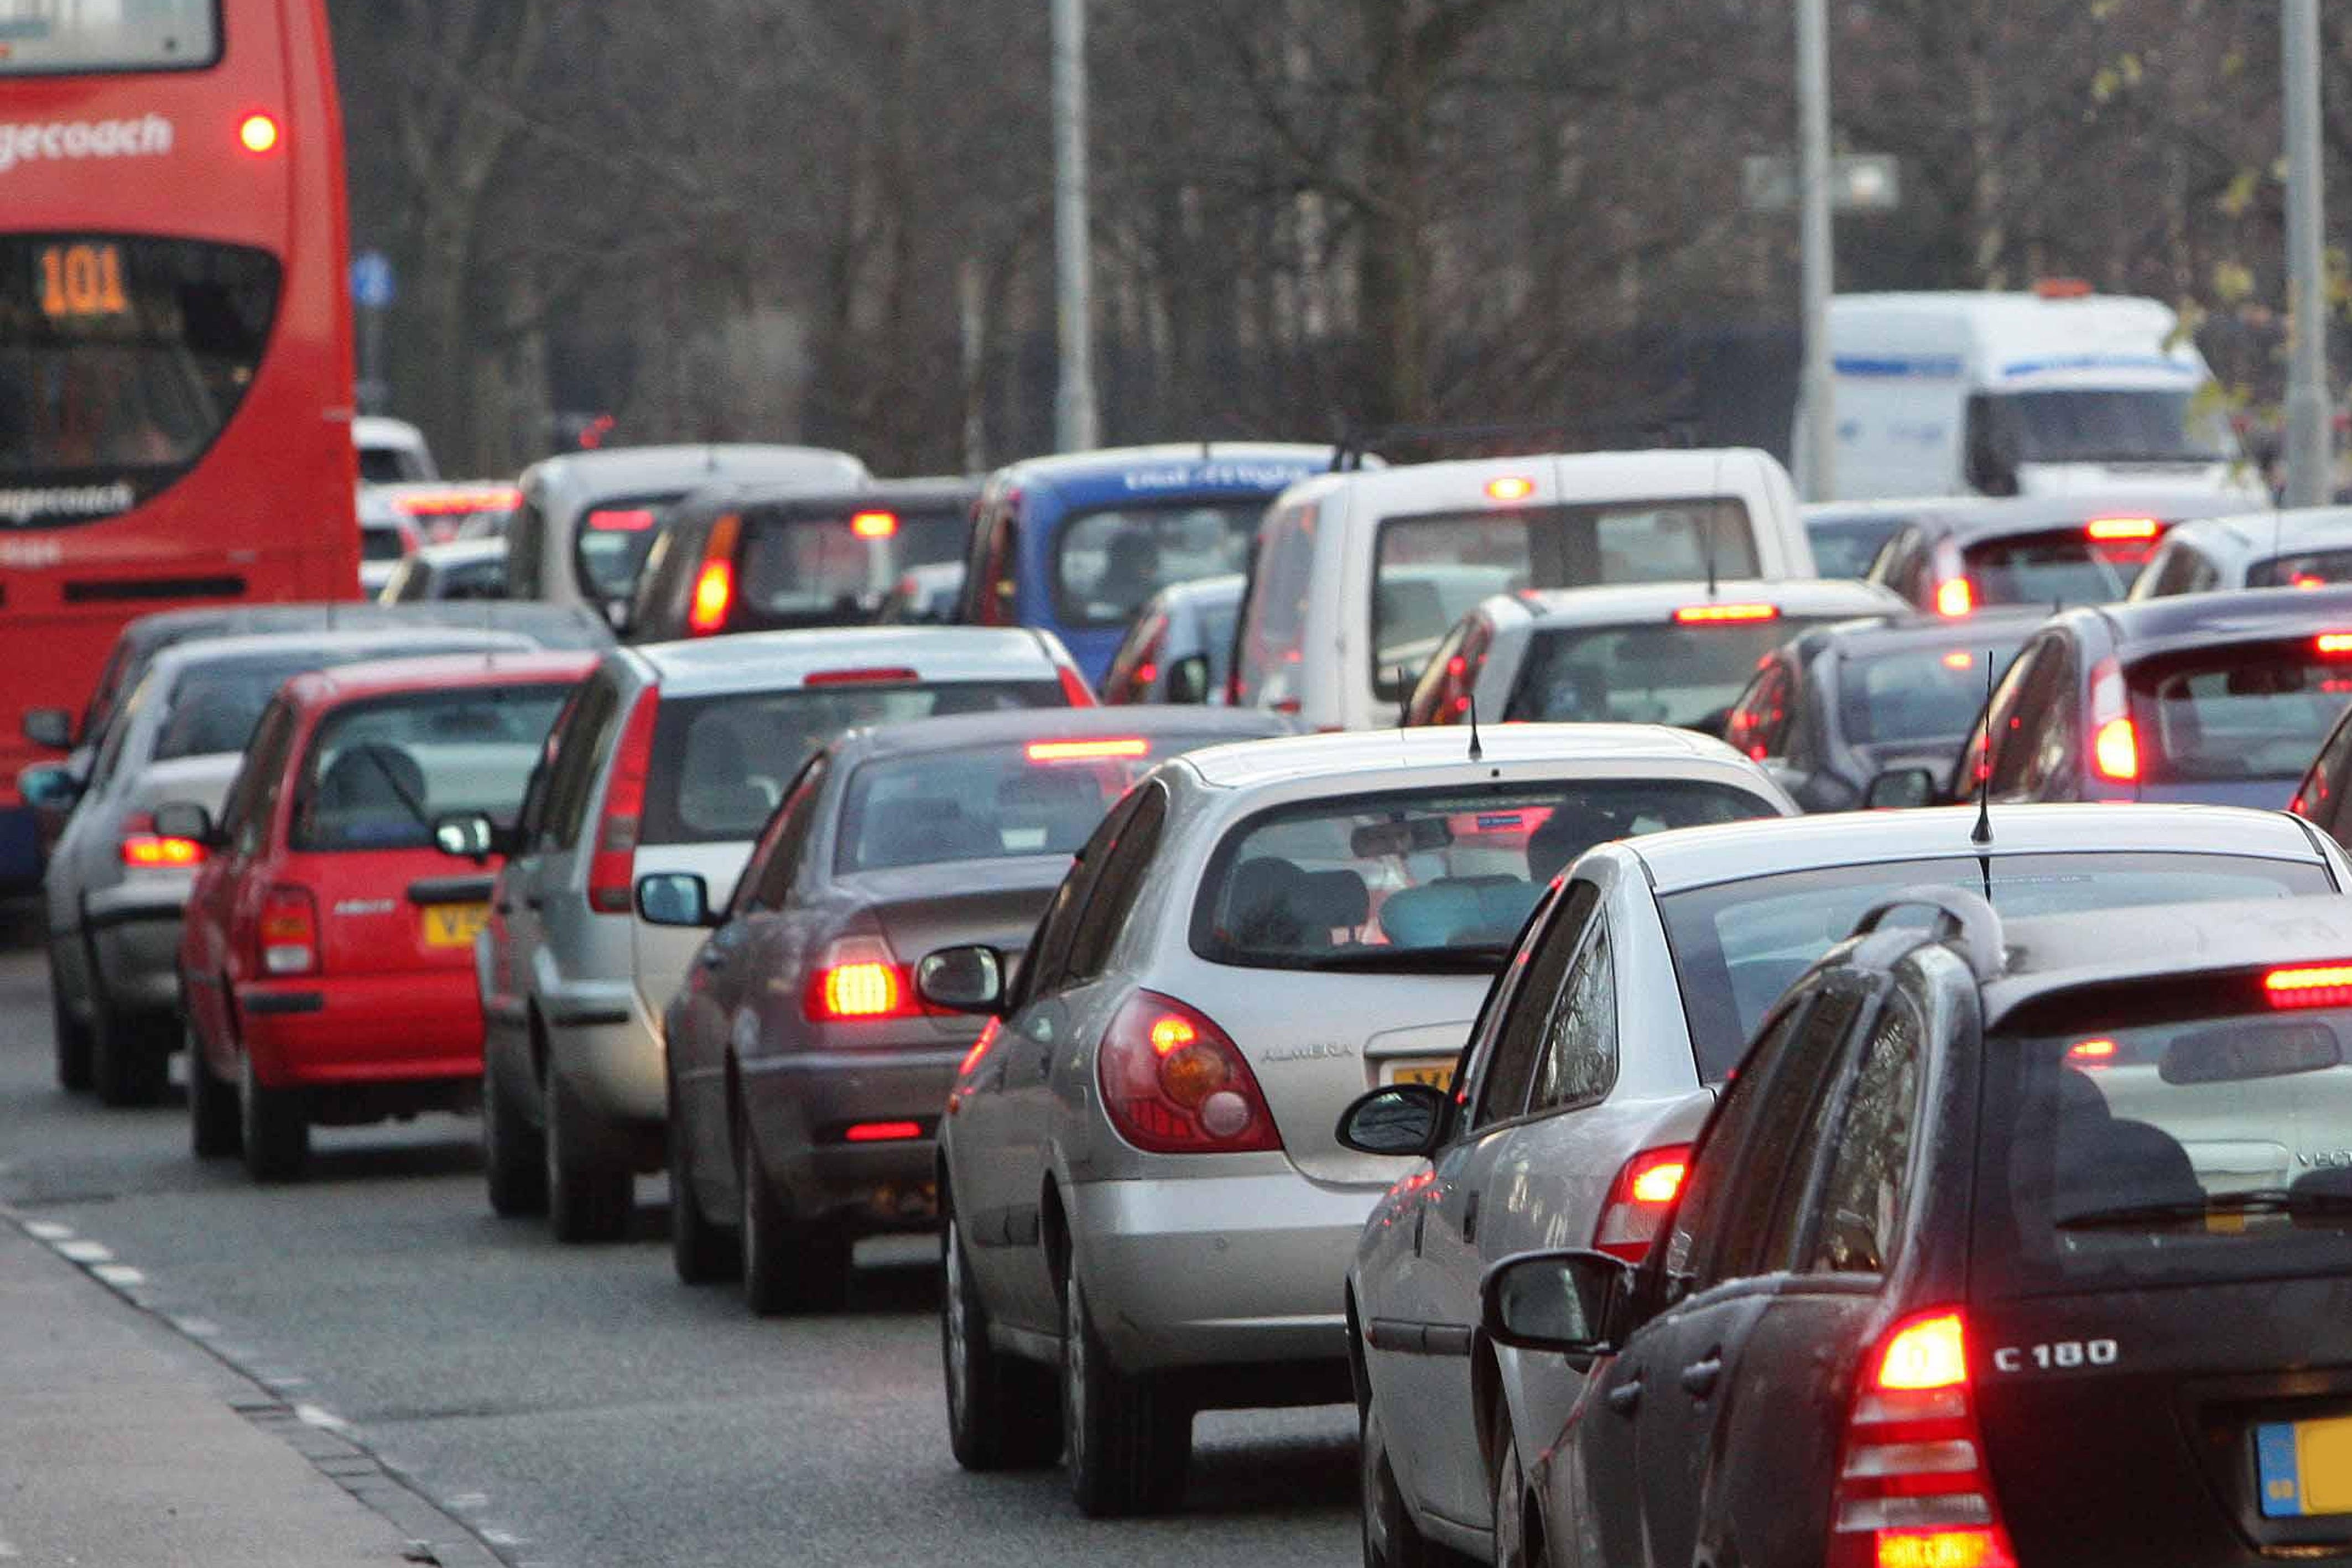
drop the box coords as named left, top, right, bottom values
left=12, top=427, right=2352, bottom=1568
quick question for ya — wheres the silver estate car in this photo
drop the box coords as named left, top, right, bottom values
left=647, top=705, right=1289, bottom=1313
left=44, top=628, right=533, bottom=1105
left=1342, top=801, right=2352, bottom=1568
left=470, top=627, right=1091, bottom=1243
left=917, top=725, right=1796, bottom=1517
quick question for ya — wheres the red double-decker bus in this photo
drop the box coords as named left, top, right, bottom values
left=0, top=0, right=356, bottom=889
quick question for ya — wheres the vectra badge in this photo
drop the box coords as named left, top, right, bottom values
left=1262, top=1043, right=1354, bottom=1064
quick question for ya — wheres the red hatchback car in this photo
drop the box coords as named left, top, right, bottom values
left=167, top=651, right=594, bottom=1181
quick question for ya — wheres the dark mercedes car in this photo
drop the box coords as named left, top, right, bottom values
left=642, top=704, right=1291, bottom=1314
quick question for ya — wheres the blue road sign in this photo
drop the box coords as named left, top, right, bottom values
left=351, top=251, right=395, bottom=310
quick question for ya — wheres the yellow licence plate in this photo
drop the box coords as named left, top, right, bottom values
left=422, top=903, right=489, bottom=949
left=1383, top=1058, right=1455, bottom=1090
left=2258, top=1415, right=2352, bottom=1517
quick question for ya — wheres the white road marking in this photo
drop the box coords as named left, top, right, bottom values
left=54, top=1239, right=111, bottom=1263
left=91, top=1263, right=144, bottom=1288
left=22, top=1220, right=72, bottom=1241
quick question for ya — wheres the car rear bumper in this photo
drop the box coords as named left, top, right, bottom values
left=239, top=970, right=483, bottom=1088
left=738, top=1047, right=960, bottom=1231
left=1067, top=1171, right=1381, bottom=1374
left=84, top=885, right=191, bottom=1017
left=542, top=980, right=665, bottom=1126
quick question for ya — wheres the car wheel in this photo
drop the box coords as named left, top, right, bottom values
left=238, top=1049, right=308, bottom=1183
left=50, top=968, right=92, bottom=1092
left=482, top=1056, right=547, bottom=1218
left=1491, top=1422, right=1529, bottom=1568
left=91, top=991, right=170, bottom=1108
left=186, top=1020, right=240, bottom=1159
left=545, top=1072, right=631, bottom=1243
left=1062, top=1272, right=1189, bottom=1517
left=667, top=1069, right=737, bottom=1284
left=941, top=1200, right=1060, bottom=1470
left=1362, top=1397, right=1440, bottom=1568
left=736, top=1100, right=849, bottom=1316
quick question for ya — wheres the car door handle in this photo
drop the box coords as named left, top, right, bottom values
left=1462, top=1187, right=1481, bottom=1244
left=1605, top=1379, right=1642, bottom=1416
left=1679, top=1356, right=1722, bottom=1399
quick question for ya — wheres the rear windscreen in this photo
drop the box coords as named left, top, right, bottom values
left=1191, top=780, right=1776, bottom=973
left=2127, top=644, right=2352, bottom=784
left=641, top=682, right=1062, bottom=846
left=1371, top=499, right=1760, bottom=699
left=289, top=685, right=572, bottom=852
left=152, top=642, right=524, bottom=763
left=1977, top=997, right=2352, bottom=1296
left=0, top=237, right=279, bottom=524
left=1838, top=637, right=2028, bottom=746
left=1507, top=616, right=1843, bottom=728
left=361, top=526, right=407, bottom=562
left=0, top=2, right=217, bottom=73
left=736, top=515, right=897, bottom=627
left=2249, top=550, right=2352, bottom=590
left=573, top=492, right=683, bottom=602
left=835, top=733, right=1222, bottom=874
left=1806, top=515, right=1911, bottom=579
left=1961, top=530, right=2153, bottom=608
left=1658, top=852, right=2337, bottom=1082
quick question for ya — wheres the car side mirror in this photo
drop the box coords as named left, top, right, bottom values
left=1335, top=1082, right=1454, bottom=1159
left=19, top=763, right=82, bottom=812
left=1165, top=654, right=1212, bottom=705
left=915, top=945, right=1007, bottom=1015
left=152, top=800, right=217, bottom=848
left=1864, top=766, right=1939, bottom=811
left=634, top=871, right=715, bottom=928
left=1480, top=1248, right=1640, bottom=1356
left=432, top=811, right=499, bottom=863
left=604, top=597, right=632, bottom=634
left=22, top=707, right=72, bottom=751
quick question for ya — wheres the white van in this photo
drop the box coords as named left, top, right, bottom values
left=1230, top=449, right=1814, bottom=731
left=1808, top=288, right=2264, bottom=504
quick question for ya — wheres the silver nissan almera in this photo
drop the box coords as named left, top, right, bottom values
left=915, top=724, right=1795, bottom=1518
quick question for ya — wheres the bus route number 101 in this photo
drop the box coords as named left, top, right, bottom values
left=39, top=242, right=129, bottom=320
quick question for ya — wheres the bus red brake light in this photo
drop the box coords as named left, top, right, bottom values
left=1593, top=1144, right=1692, bottom=1262
left=1097, top=992, right=1280, bottom=1154
left=1026, top=738, right=1149, bottom=763
left=238, top=113, right=281, bottom=154
left=2086, top=516, right=2160, bottom=541
left=849, top=511, right=899, bottom=539
left=1934, top=579, right=1975, bottom=618
left=2264, top=965, right=2352, bottom=1008
left=1674, top=603, right=1779, bottom=625
left=586, top=690, right=659, bottom=913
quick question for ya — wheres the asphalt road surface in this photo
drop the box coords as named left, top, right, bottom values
left=0, top=911, right=1356, bottom=1568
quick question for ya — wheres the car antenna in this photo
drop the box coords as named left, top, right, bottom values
left=1466, top=692, right=1484, bottom=763
left=1703, top=447, right=1723, bottom=598
left=1970, top=655, right=1995, bottom=847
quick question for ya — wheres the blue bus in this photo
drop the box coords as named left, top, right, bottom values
left=956, top=444, right=1334, bottom=686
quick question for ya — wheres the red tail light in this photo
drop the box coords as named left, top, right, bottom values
left=2263, top=964, right=2352, bottom=1009
left=1674, top=603, right=1779, bottom=624
left=1057, top=663, right=1098, bottom=707
left=803, top=936, right=923, bottom=1022
left=686, top=514, right=742, bottom=635
left=258, top=885, right=320, bottom=976
left=1828, top=1309, right=2018, bottom=1568
left=1097, top=991, right=1281, bottom=1154
left=587, top=507, right=657, bottom=532
left=803, top=666, right=919, bottom=687
left=2088, top=658, right=2138, bottom=782
left=959, top=1017, right=1002, bottom=1077
left=1593, top=1144, right=1692, bottom=1262
left=1026, top=738, right=1149, bottom=762
left=2318, top=633, right=2352, bottom=657
left=117, top=812, right=205, bottom=869
left=843, top=1119, right=923, bottom=1142
left=2086, top=516, right=2160, bottom=541
left=587, top=689, right=660, bottom=913
left=1934, top=579, right=1975, bottom=618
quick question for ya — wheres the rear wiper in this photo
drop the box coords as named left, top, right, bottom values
left=1299, top=944, right=1512, bottom=973
left=2056, top=1187, right=2352, bottom=1231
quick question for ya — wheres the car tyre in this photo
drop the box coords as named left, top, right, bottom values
left=187, top=1021, right=240, bottom=1159
left=482, top=1056, right=547, bottom=1217
left=667, top=1070, right=738, bottom=1284
left=50, top=972, right=92, bottom=1092
left=941, top=1200, right=1060, bottom=1470
left=91, top=993, right=170, bottom=1108
left=1063, top=1273, right=1189, bottom=1517
left=737, top=1101, right=849, bottom=1316
left=1362, top=1397, right=1441, bottom=1568
left=238, top=1050, right=308, bottom=1182
left=545, top=1072, right=631, bottom=1243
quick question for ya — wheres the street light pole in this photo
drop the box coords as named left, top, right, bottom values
left=1051, top=0, right=1099, bottom=453
left=2283, top=0, right=2330, bottom=508
left=1796, top=0, right=1836, bottom=502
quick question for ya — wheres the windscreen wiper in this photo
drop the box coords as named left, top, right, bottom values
left=1299, top=944, right=1513, bottom=973
left=2056, top=1187, right=2352, bottom=1231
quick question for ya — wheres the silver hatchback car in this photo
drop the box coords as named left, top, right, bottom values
left=918, top=725, right=1795, bottom=1517
left=470, top=627, right=1091, bottom=1242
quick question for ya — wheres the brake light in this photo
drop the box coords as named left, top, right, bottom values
left=258, top=885, right=320, bottom=976
left=117, top=812, right=205, bottom=869
left=2264, top=964, right=2352, bottom=1009
left=803, top=666, right=920, bottom=687
left=2033, top=277, right=2092, bottom=299
left=1593, top=1144, right=1692, bottom=1262
left=2296, top=575, right=2328, bottom=590
left=1057, top=663, right=1097, bottom=707
left=2318, top=633, right=2352, bottom=656
left=2086, top=516, right=2160, bottom=541
left=1674, top=603, right=1779, bottom=624
left=849, top=510, right=899, bottom=539
left=803, top=936, right=923, bottom=1022
left=1485, top=476, right=1536, bottom=503
left=959, top=1017, right=1002, bottom=1078
left=587, top=689, right=659, bottom=913
left=1942, top=650, right=1975, bottom=671
left=2067, top=1038, right=2119, bottom=1065
left=1026, top=738, right=1150, bottom=762
left=843, top=1120, right=923, bottom=1143
left=2088, top=658, right=2138, bottom=782
left=237, top=112, right=280, bottom=154
left=686, top=514, right=742, bottom=635
left=1934, top=579, right=1974, bottom=618
left=587, top=508, right=657, bottom=532
left=395, top=487, right=521, bottom=517
left=1829, top=1309, right=2018, bottom=1568
left=1097, top=991, right=1280, bottom=1154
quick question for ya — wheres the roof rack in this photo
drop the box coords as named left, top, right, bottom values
left=1846, top=885, right=2005, bottom=981
left=1326, top=415, right=1701, bottom=472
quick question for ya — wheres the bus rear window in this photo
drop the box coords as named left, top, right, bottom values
left=0, top=2, right=218, bottom=74
left=0, top=236, right=278, bottom=524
